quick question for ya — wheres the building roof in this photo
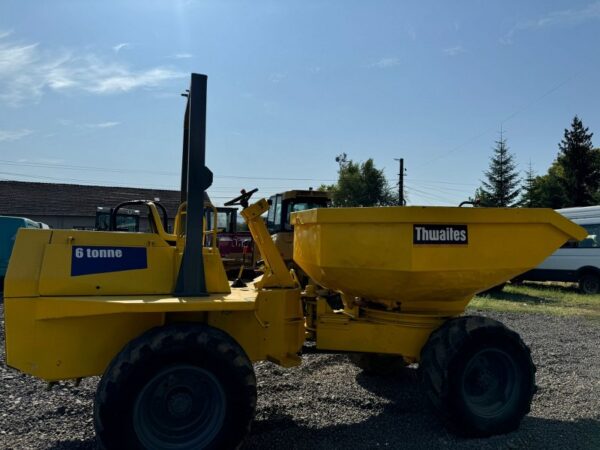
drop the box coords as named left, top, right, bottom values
left=0, top=180, right=184, bottom=218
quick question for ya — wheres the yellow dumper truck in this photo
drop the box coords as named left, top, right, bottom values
left=3, top=74, right=587, bottom=449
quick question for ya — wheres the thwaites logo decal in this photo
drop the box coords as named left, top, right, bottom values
left=71, top=246, right=147, bottom=276
left=413, top=224, right=468, bottom=245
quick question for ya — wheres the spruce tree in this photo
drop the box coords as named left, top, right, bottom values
left=478, top=133, right=521, bottom=207
left=520, top=162, right=537, bottom=207
left=557, top=116, right=599, bottom=206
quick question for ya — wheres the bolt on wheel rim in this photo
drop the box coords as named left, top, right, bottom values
left=133, top=364, right=226, bottom=450
left=461, top=348, right=520, bottom=418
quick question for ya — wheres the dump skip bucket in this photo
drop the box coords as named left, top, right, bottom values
left=293, top=206, right=586, bottom=314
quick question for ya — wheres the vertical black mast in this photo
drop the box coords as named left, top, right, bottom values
left=175, top=73, right=213, bottom=296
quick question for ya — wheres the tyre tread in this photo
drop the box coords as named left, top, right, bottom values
left=419, top=315, right=536, bottom=437
left=94, top=323, right=256, bottom=450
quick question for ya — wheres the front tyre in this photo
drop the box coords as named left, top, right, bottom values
left=420, top=316, right=535, bottom=437
left=94, top=323, right=256, bottom=450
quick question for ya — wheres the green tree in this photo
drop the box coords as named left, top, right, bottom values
left=325, top=153, right=395, bottom=207
left=533, top=162, right=568, bottom=208
left=556, top=116, right=599, bottom=207
left=478, top=134, right=521, bottom=207
left=520, top=162, right=538, bottom=207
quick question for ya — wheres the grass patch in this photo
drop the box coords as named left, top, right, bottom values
left=469, top=282, right=600, bottom=319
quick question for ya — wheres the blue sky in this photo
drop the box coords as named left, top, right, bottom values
left=1, top=1, right=599, bottom=206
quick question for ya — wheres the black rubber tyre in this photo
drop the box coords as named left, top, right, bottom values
left=419, top=316, right=536, bottom=437
left=94, top=323, right=256, bottom=450
left=579, top=272, right=600, bottom=294
left=349, top=353, right=407, bottom=376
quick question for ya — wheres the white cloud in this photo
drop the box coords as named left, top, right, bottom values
left=113, top=42, right=131, bottom=53
left=86, top=66, right=183, bottom=93
left=309, top=66, right=321, bottom=74
left=171, top=53, right=193, bottom=59
left=370, top=57, right=400, bottom=69
left=443, top=46, right=466, bottom=56
left=0, top=129, right=33, bottom=142
left=85, top=121, right=121, bottom=128
left=17, top=157, right=65, bottom=164
left=0, top=30, right=12, bottom=39
left=0, top=33, right=185, bottom=105
left=502, top=2, right=600, bottom=44
left=0, top=41, right=38, bottom=74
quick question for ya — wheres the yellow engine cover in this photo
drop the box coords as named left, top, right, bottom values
left=5, top=228, right=230, bottom=298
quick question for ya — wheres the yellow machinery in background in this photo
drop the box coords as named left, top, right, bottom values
left=266, top=189, right=330, bottom=261
left=3, top=74, right=587, bottom=450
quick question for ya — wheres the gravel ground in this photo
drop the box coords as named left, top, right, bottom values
left=1, top=302, right=599, bottom=449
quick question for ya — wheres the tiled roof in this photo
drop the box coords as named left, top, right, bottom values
left=0, top=181, right=185, bottom=218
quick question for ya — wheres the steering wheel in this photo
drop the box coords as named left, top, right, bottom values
left=224, top=188, right=258, bottom=208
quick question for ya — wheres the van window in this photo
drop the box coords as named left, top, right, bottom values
left=562, top=223, right=600, bottom=248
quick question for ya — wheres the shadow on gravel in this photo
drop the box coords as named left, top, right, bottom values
left=46, top=439, right=96, bottom=450
left=480, top=290, right=555, bottom=305
left=244, top=367, right=600, bottom=450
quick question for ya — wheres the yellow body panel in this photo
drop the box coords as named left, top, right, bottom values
left=7, top=228, right=230, bottom=298
left=5, top=287, right=304, bottom=381
left=293, top=206, right=587, bottom=314
left=316, top=305, right=444, bottom=360
left=3, top=229, right=51, bottom=298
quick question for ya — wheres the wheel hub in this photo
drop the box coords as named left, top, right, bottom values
left=462, top=348, right=519, bottom=418
left=133, top=364, right=226, bottom=449
left=168, top=390, right=194, bottom=418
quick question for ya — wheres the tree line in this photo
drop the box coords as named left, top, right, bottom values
left=321, top=115, right=598, bottom=209
left=477, top=116, right=598, bottom=208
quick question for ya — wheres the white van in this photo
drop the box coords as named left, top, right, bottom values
left=515, top=206, right=600, bottom=293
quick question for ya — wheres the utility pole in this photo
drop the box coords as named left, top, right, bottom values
left=394, top=158, right=405, bottom=206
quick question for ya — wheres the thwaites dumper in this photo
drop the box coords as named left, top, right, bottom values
left=4, top=74, right=587, bottom=450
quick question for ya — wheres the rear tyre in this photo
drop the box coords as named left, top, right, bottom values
left=94, top=323, right=256, bottom=450
left=349, top=353, right=407, bottom=376
left=579, top=272, right=600, bottom=294
left=420, top=316, right=535, bottom=437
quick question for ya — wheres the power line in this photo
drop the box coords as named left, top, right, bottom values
left=0, top=171, right=307, bottom=200
left=408, top=181, right=474, bottom=194
left=405, top=177, right=478, bottom=187
left=414, top=71, right=580, bottom=170
left=405, top=184, right=459, bottom=205
left=0, top=158, right=337, bottom=182
left=403, top=187, right=442, bottom=205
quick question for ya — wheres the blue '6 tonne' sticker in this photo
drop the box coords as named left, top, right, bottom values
left=71, top=246, right=148, bottom=276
